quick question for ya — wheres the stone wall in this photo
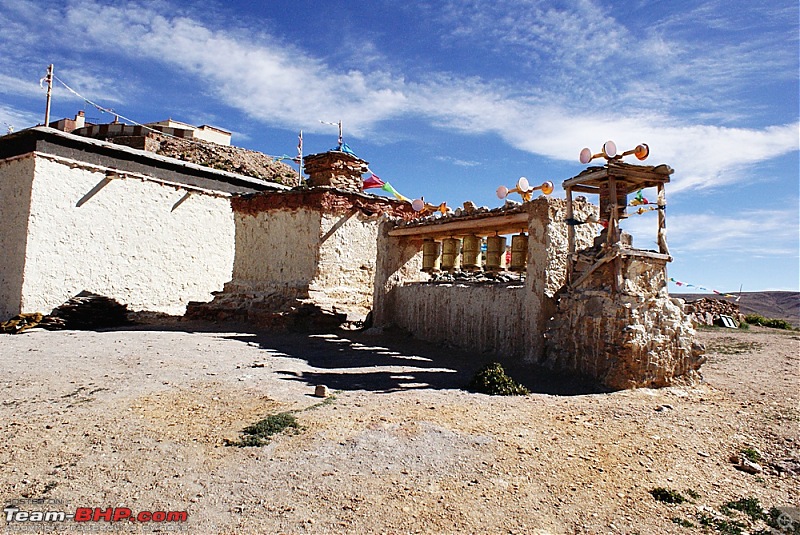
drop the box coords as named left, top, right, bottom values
left=303, top=151, right=368, bottom=191
left=188, top=188, right=414, bottom=326
left=543, top=255, right=705, bottom=389
left=373, top=197, right=598, bottom=362
left=0, top=155, right=34, bottom=320
left=13, top=154, right=235, bottom=316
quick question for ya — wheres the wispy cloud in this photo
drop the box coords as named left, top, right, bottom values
left=0, top=105, right=41, bottom=132
left=1, top=0, right=796, bottom=196
left=623, top=207, right=800, bottom=257
left=435, top=155, right=483, bottom=167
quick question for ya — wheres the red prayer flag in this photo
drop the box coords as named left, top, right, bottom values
left=362, top=174, right=385, bottom=190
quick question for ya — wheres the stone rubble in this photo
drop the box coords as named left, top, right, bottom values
left=682, top=297, right=746, bottom=326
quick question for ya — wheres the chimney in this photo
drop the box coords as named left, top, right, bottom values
left=303, top=150, right=368, bottom=192
left=74, top=111, right=85, bottom=129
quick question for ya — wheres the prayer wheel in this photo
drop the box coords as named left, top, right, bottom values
left=509, top=232, right=528, bottom=272
left=421, top=239, right=441, bottom=273
left=461, top=235, right=483, bottom=271
left=441, top=238, right=461, bottom=272
left=485, top=235, right=506, bottom=272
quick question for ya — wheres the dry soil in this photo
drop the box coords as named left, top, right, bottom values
left=1, top=321, right=798, bottom=534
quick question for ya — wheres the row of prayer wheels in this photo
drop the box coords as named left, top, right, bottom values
left=422, top=233, right=529, bottom=273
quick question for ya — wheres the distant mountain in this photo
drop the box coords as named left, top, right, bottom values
left=673, top=291, right=800, bottom=328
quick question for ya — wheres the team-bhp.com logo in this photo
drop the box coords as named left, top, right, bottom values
left=4, top=502, right=188, bottom=527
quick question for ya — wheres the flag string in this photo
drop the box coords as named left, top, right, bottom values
left=669, top=277, right=739, bottom=299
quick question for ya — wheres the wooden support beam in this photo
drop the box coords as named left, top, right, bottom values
left=570, top=252, right=617, bottom=289
left=387, top=212, right=529, bottom=238
left=656, top=183, right=669, bottom=255
left=566, top=187, right=575, bottom=284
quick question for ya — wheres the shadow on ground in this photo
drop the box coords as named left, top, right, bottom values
left=114, top=315, right=602, bottom=396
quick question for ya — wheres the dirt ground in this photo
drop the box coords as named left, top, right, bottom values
left=1, top=320, right=798, bottom=534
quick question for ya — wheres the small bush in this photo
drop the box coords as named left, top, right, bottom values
left=740, top=447, right=762, bottom=463
left=698, top=513, right=746, bottom=535
left=468, top=362, right=529, bottom=396
left=650, top=487, right=686, bottom=504
left=672, top=517, right=694, bottom=528
left=721, top=497, right=764, bottom=521
left=227, top=412, right=300, bottom=447
left=685, top=488, right=701, bottom=500
left=745, top=314, right=795, bottom=330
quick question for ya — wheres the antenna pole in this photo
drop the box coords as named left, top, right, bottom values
left=298, top=130, right=304, bottom=181
left=338, top=120, right=343, bottom=149
left=44, top=64, right=54, bottom=126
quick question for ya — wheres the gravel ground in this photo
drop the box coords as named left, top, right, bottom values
left=1, top=321, right=798, bottom=534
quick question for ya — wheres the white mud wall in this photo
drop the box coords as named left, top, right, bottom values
left=19, top=155, right=235, bottom=315
left=0, top=156, right=34, bottom=319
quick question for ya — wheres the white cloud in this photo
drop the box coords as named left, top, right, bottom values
left=4, top=0, right=795, bottom=196
left=622, top=207, right=800, bottom=257
left=0, top=105, right=42, bottom=132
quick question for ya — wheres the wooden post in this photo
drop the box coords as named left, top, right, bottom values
left=566, top=187, right=575, bottom=284
left=607, top=176, right=618, bottom=246
left=44, top=64, right=53, bottom=127
left=657, top=183, right=668, bottom=255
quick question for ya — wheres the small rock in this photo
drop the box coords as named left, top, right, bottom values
left=698, top=451, right=710, bottom=458
left=315, top=385, right=330, bottom=398
left=735, top=459, right=763, bottom=474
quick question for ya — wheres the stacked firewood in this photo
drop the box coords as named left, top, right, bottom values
left=1, top=292, right=129, bottom=334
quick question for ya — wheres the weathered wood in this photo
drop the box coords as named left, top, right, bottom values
left=566, top=187, right=575, bottom=283
left=388, top=212, right=529, bottom=238
left=608, top=177, right=618, bottom=246
left=616, top=247, right=672, bottom=261
left=570, top=252, right=617, bottom=289
left=569, top=185, right=601, bottom=194
left=657, top=183, right=669, bottom=255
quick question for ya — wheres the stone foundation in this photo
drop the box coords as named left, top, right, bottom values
left=544, top=253, right=705, bottom=389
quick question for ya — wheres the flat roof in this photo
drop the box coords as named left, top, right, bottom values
left=0, top=127, right=289, bottom=195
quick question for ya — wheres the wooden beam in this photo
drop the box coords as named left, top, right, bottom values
left=569, top=185, right=601, bottom=194
left=387, top=212, right=529, bottom=238
left=566, top=187, right=575, bottom=284
left=570, top=252, right=616, bottom=289
left=656, top=183, right=669, bottom=255
left=616, top=248, right=672, bottom=261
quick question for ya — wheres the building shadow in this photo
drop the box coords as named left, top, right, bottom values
left=230, top=328, right=603, bottom=395
left=59, top=312, right=602, bottom=396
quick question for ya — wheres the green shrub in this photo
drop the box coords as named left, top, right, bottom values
left=745, top=314, right=794, bottom=330
left=226, top=412, right=301, bottom=447
left=468, top=362, right=530, bottom=396
left=740, top=447, right=762, bottom=463
left=650, top=487, right=686, bottom=504
left=721, top=497, right=764, bottom=521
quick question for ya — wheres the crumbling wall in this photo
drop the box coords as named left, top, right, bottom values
left=683, top=297, right=745, bottom=326
left=544, top=256, right=705, bottom=389
left=309, top=211, right=384, bottom=318
left=188, top=189, right=414, bottom=325
left=0, top=155, right=34, bottom=319
left=392, top=283, right=528, bottom=356
left=373, top=197, right=598, bottom=361
left=18, top=155, right=235, bottom=315
left=231, top=208, right=322, bottom=289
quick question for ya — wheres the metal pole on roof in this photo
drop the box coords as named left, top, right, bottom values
left=44, top=64, right=54, bottom=127
left=338, top=120, right=343, bottom=149
left=298, top=130, right=304, bottom=181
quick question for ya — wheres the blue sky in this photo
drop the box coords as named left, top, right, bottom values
left=1, top=0, right=798, bottom=292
